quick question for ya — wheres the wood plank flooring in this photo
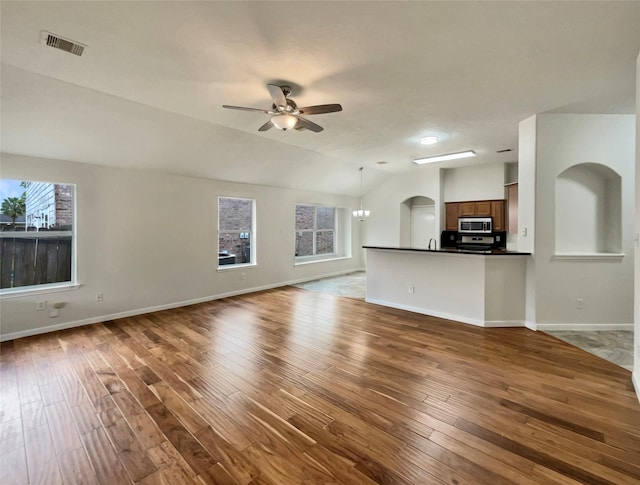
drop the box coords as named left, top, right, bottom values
left=1, top=286, right=639, bottom=484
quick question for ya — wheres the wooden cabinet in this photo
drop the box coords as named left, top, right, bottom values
left=458, top=202, right=476, bottom=216
left=506, top=183, right=518, bottom=234
left=444, top=199, right=506, bottom=231
left=445, top=203, right=459, bottom=230
left=491, top=200, right=505, bottom=231
left=475, top=201, right=492, bottom=216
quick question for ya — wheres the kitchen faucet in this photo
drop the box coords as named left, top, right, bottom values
left=428, top=238, right=436, bottom=250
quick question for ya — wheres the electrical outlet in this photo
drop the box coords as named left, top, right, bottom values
left=241, top=273, right=246, bottom=281
left=576, top=298, right=584, bottom=309
left=408, top=284, right=415, bottom=294
left=36, top=300, right=46, bottom=311
left=96, top=293, right=104, bottom=302
left=522, top=227, right=528, bottom=237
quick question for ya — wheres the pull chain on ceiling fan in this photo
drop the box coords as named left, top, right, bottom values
left=222, top=84, right=342, bottom=132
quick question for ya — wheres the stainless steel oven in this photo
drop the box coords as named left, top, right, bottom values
left=457, top=235, right=495, bottom=252
left=458, top=217, right=492, bottom=234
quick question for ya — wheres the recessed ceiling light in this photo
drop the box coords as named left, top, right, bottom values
left=420, top=136, right=439, bottom=145
left=414, top=150, right=476, bottom=165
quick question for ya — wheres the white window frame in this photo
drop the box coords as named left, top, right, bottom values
left=295, top=204, right=339, bottom=262
left=0, top=181, right=77, bottom=297
left=217, top=196, right=257, bottom=270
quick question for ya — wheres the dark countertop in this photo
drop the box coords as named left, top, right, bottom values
left=362, top=246, right=531, bottom=256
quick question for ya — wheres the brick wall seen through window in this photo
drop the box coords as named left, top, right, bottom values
left=218, top=197, right=254, bottom=266
left=295, top=205, right=336, bottom=257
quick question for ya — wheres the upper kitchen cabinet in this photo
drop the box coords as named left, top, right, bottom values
left=444, top=199, right=505, bottom=231
left=506, top=183, right=518, bottom=234
left=475, top=201, right=492, bottom=216
left=445, top=203, right=460, bottom=230
left=458, top=202, right=476, bottom=216
left=490, top=201, right=505, bottom=231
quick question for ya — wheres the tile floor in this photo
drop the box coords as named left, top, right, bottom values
left=294, top=271, right=634, bottom=371
left=294, top=271, right=366, bottom=299
left=545, top=330, right=633, bottom=371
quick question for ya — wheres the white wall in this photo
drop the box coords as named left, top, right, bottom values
left=443, top=162, right=505, bottom=202
left=365, top=249, right=526, bottom=326
left=634, top=52, right=639, bottom=400
left=0, top=153, right=363, bottom=340
left=518, top=116, right=537, bottom=326
left=521, top=114, right=635, bottom=329
left=360, top=166, right=441, bottom=248
left=518, top=116, right=537, bottom=254
left=555, top=164, right=621, bottom=253
left=505, top=162, right=518, bottom=185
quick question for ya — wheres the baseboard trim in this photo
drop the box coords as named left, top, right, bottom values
left=535, top=323, right=634, bottom=331
left=483, top=320, right=527, bottom=328
left=364, top=298, right=525, bottom=328
left=0, top=268, right=364, bottom=342
left=524, top=321, right=538, bottom=331
left=633, top=372, right=640, bottom=404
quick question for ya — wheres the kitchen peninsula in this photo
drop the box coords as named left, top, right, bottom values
left=364, top=246, right=531, bottom=327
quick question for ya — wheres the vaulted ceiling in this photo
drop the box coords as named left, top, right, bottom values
left=1, top=1, right=639, bottom=195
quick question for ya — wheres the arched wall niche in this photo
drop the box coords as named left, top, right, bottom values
left=400, top=196, right=436, bottom=248
left=555, top=162, right=621, bottom=254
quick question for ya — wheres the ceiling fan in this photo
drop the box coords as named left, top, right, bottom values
left=222, top=84, right=342, bottom=133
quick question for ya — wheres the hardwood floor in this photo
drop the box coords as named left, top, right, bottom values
left=1, top=286, right=639, bottom=484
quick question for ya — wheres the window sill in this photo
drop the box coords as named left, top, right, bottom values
left=217, top=263, right=257, bottom=272
left=0, top=282, right=81, bottom=299
left=295, top=255, right=351, bottom=266
left=553, top=252, right=625, bottom=261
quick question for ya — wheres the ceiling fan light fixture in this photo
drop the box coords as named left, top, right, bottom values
left=414, top=150, right=476, bottom=165
left=223, top=84, right=341, bottom=133
left=271, top=114, right=298, bottom=131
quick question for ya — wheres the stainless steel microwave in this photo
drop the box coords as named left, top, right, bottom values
left=458, top=217, right=492, bottom=234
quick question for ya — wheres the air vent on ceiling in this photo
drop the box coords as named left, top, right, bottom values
left=41, top=31, right=86, bottom=56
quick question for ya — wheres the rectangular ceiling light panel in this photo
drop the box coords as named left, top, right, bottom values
left=414, top=150, right=476, bottom=165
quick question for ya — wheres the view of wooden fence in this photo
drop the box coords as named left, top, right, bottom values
left=0, top=235, right=72, bottom=289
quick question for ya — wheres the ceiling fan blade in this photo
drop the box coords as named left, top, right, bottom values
left=222, top=105, right=271, bottom=113
left=298, top=104, right=343, bottom=115
left=267, top=84, right=287, bottom=107
left=258, top=120, right=274, bottom=131
left=295, top=116, right=324, bottom=133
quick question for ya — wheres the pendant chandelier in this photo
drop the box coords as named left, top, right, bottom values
left=352, top=166, right=370, bottom=221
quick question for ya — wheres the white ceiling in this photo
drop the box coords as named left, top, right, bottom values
left=1, top=1, right=639, bottom=195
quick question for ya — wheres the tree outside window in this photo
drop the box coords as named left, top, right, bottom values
left=0, top=179, right=75, bottom=291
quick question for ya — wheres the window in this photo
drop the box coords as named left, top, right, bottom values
left=295, top=205, right=337, bottom=258
left=218, top=197, right=255, bottom=268
left=0, top=179, right=75, bottom=292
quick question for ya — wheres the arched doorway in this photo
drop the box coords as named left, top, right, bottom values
left=400, top=196, right=436, bottom=249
